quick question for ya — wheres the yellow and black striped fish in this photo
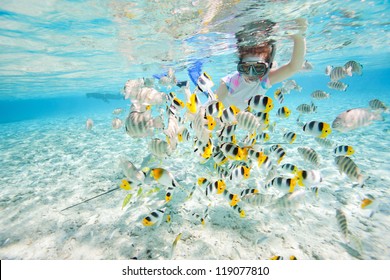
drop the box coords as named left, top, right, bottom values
left=220, top=142, right=244, bottom=160
left=283, top=131, right=297, bottom=144
left=240, top=188, right=258, bottom=198
left=178, top=127, right=190, bottom=142
left=274, top=88, right=284, bottom=104
left=222, top=189, right=240, bottom=206
left=247, top=94, right=274, bottom=112
left=265, top=177, right=297, bottom=193
left=255, top=132, right=270, bottom=143
left=218, top=124, right=238, bottom=138
left=150, top=168, right=180, bottom=202
left=205, top=179, right=226, bottom=196
left=229, top=165, right=251, bottom=181
left=302, top=120, right=332, bottom=138
left=198, top=177, right=211, bottom=188
left=142, top=208, right=166, bottom=227
left=212, top=148, right=229, bottom=166
left=219, top=105, right=240, bottom=124
left=254, top=111, right=270, bottom=127
left=280, top=163, right=299, bottom=175
left=296, top=169, right=322, bottom=187
left=215, top=165, right=230, bottom=178
left=277, top=106, right=291, bottom=118
left=231, top=204, right=245, bottom=218
left=271, top=145, right=286, bottom=165
left=205, top=100, right=224, bottom=118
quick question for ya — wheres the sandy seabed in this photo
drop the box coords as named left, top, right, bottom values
left=0, top=110, right=389, bottom=260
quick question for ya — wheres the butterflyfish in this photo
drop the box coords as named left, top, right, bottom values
left=302, top=120, right=332, bottom=138
left=142, top=208, right=166, bottom=227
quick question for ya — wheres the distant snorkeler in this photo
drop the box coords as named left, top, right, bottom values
left=86, top=92, right=124, bottom=103
left=216, top=19, right=307, bottom=110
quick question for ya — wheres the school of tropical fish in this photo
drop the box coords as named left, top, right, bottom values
left=85, top=60, right=387, bottom=259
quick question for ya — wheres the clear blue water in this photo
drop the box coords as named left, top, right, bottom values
left=0, top=0, right=390, bottom=260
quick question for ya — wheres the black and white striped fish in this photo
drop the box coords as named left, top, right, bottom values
left=369, top=99, right=388, bottom=112
left=271, top=190, right=306, bottom=209
left=241, top=192, right=275, bottom=207
left=125, top=111, right=164, bottom=138
left=296, top=102, right=317, bottom=114
left=327, top=81, right=348, bottom=91
left=311, top=90, right=330, bottom=100
left=326, top=65, right=352, bottom=81
left=344, top=60, right=363, bottom=75
left=256, top=132, right=270, bottom=143
left=149, top=138, right=172, bottom=157
left=334, top=156, right=364, bottom=184
left=314, top=137, right=335, bottom=148
left=335, top=209, right=348, bottom=238
left=236, top=111, right=261, bottom=132
left=298, top=147, right=320, bottom=166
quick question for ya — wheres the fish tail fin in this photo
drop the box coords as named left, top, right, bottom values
left=152, top=116, right=164, bottom=129
left=345, top=66, right=353, bottom=76
left=374, top=111, right=384, bottom=121
left=325, top=65, right=332, bottom=76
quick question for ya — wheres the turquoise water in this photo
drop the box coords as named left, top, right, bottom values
left=0, top=0, right=390, bottom=260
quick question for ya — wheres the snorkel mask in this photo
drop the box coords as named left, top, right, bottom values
left=237, top=43, right=276, bottom=78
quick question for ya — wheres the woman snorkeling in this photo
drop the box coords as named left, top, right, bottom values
left=216, top=19, right=307, bottom=110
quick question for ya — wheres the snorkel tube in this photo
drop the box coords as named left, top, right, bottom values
left=266, top=41, right=276, bottom=77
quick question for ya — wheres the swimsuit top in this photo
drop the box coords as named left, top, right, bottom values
left=221, top=71, right=271, bottom=110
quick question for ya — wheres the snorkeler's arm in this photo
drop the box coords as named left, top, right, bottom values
left=268, top=34, right=306, bottom=85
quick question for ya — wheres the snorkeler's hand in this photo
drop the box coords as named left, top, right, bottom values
left=295, top=18, right=308, bottom=35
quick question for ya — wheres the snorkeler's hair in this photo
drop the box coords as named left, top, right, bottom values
left=237, top=42, right=275, bottom=62
left=235, top=20, right=276, bottom=62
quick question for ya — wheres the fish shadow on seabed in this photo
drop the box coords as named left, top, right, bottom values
left=337, top=241, right=363, bottom=259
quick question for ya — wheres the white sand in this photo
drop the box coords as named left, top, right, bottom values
left=0, top=104, right=389, bottom=260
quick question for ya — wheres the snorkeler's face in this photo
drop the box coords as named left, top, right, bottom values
left=237, top=56, right=269, bottom=81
